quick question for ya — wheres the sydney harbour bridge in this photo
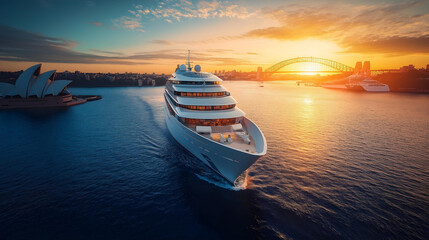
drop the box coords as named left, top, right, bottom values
left=257, top=57, right=399, bottom=79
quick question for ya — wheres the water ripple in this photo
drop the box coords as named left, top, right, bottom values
left=0, top=84, right=428, bottom=239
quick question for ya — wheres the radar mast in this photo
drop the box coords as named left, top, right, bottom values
left=187, top=50, right=193, bottom=71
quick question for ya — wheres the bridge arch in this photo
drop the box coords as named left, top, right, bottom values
left=265, top=57, right=354, bottom=73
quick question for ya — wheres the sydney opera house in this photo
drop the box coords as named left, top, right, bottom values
left=0, top=64, right=86, bottom=109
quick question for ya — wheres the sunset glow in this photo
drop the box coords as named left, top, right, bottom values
left=1, top=0, right=428, bottom=73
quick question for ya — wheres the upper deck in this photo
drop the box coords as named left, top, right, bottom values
left=171, top=84, right=228, bottom=93
left=165, top=89, right=237, bottom=105
left=171, top=71, right=222, bottom=83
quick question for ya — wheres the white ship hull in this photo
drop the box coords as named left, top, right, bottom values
left=346, top=80, right=390, bottom=92
left=361, top=84, right=390, bottom=92
left=164, top=103, right=266, bottom=184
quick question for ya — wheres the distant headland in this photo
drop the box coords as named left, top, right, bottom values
left=0, top=70, right=169, bottom=88
left=1, top=64, right=429, bottom=93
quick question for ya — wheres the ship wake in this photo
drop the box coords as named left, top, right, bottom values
left=195, top=171, right=249, bottom=191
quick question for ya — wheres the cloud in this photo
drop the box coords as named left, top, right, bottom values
left=90, top=22, right=103, bottom=27
left=244, top=9, right=341, bottom=40
left=89, top=49, right=123, bottom=55
left=0, top=25, right=254, bottom=66
left=181, top=0, right=192, bottom=5
left=112, top=16, right=144, bottom=32
left=129, top=0, right=255, bottom=24
left=149, top=39, right=174, bottom=45
left=113, top=0, right=255, bottom=33
left=240, top=0, right=429, bottom=55
left=341, top=35, right=429, bottom=54
left=206, top=49, right=234, bottom=53
left=0, top=25, right=137, bottom=64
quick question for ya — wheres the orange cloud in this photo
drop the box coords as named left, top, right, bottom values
left=112, top=16, right=144, bottom=32
left=241, top=0, right=429, bottom=55
left=244, top=10, right=342, bottom=40
left=90, top=22, right=103, bottom=27
left=341, top=35, right=429, bottom=54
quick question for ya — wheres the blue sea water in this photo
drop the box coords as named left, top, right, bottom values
left=0, top=81, right=428, bottom=239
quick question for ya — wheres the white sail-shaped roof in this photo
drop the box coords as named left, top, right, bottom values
left=1, top=64, right=73, bottom=99
left=27, top=76, right=38, bottom=97
left=15, top=64, right=41, bottom=98
left=43, top=80, right=72, bottom=97
left=0, top=83, right=15, bottom=97
left=8, top=88, right=19, bottom=96
left=28, top=70, right=56, bottom=98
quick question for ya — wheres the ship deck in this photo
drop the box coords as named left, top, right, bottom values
left=190, top=125, right=257, bottom=153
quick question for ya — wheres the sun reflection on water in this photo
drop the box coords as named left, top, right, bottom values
left=303, top=97, right=313, bottom=105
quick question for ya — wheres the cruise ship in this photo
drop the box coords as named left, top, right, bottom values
left=345, top=76, right=390, bottom=92
left=163, top=55, right=267, bottom=185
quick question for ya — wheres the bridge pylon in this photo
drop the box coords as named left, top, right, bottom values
left=354, top=62, right=362, bottom=74
left=256, top=66, right=263, bottom=80
left=354, top=61, right=371, bottom=76
left=363, top=61, right=371, bottom=76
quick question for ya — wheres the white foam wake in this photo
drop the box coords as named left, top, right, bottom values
left=195, top=172, right=248, bottom=191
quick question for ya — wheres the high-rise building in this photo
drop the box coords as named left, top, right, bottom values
left=400, top=65, right=415, bottom=72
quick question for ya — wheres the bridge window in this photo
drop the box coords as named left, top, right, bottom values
left=180, top=72, right=212, bottom=78
left=174, top=91, right=229, bottom=97
left=180, top=104, right=235, bottom=111
left=169, top=80, right=220, bottom=85
left=179, top=117, right=238, bottom=126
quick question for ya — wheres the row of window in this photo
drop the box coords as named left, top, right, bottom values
left=165, top=96, right=176, bottom=116
left=180, top=104, right=235, bottom=111
left=169, top=80, right=220, bottom=85
left=179, top=117, right=237, bottom=126
left=175, top=91, right=230, bottom=97
left=165, top=95, right=238, bottom=126
left=166, top=92, right=235, bottom=111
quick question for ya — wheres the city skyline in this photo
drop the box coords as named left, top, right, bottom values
left=1, top=0, right=429, bottom=73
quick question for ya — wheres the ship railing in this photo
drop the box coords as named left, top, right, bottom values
left=195, top=124, right=252, bottom=145
left=195, top=124, right=247, bottom=134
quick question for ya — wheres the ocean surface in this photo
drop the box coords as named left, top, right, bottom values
left=0, top=81, right=428, bottom=239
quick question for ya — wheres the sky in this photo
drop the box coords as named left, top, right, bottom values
left=0, top=0, right=428, bottom=73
